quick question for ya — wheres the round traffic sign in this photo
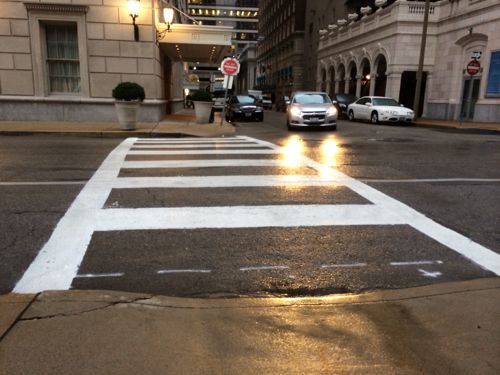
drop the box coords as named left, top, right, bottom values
left=221, top=58, right=240, bottom=76
left=466, top=59, right=480, bottom=75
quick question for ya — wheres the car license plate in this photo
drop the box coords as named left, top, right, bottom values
left=245, top=113, right=252, bottom=117
left=309, top=117, right=319, bottom=122
left=399, top=116, right=406, bottom=121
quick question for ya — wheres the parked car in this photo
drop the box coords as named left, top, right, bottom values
left=331, top=93, right=358, bottom=119
left=225, top=95, right=264, bottom=122
left=286, top=91, right=337, bottom=130
left=212, top=89, right=232, bottom=111
left=276, top=95, right=290, bottom=112
left=261, top=95, right=273, bottom=109
left=347, top=96, right=415, bottom=124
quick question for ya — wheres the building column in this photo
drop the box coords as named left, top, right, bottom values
left=385, top=71, right=402, bottom=100
left=344, top=78, right=350, bottom=94
left=369, top=73, right=377, bottom=96
left=334, top=79, right=340, bottom=94
left=355, top=74, right=362, bottom=98
left=325, top=79, right=331, bottom=94
left=422, top=72, right=432, bottom=118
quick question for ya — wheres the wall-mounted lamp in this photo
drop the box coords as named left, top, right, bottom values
left=128, top=0, right=140, bottom=41
left=157, top=6, right=175, bottom=42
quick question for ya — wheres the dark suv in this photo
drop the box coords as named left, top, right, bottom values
left=331, top=93, right=358, bottom=119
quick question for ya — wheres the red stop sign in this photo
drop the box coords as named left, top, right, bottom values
left=221, top=58, right=240, bottom=76
left=466, top=60, right=480, bottom=75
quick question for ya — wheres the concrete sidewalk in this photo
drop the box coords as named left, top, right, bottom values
left=0, top=109, right=236, bottom=138
left=1, top=278, right=499, bottom=374
left=414, top=118, right=500, bottom=133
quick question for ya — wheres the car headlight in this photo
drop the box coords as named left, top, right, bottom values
left=327, top=107, right=337, bottom=116
left=407, top=111, right=414, bottom=116
left=339, top=104, right=346, bottom=108
left=290, top=107, right=302, bottom=117
left=390, top=110, right=398, bottom=115
left=233, top=108, right=242, bottom=113
left=255, top=107, right=263, bottom=112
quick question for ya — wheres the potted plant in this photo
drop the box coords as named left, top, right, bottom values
left=112, top=82, right=145, bottom=130
left=191, top=90, right=213, bottom=124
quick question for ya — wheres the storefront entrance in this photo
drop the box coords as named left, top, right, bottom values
left=460, top=77, right=481, bottom=121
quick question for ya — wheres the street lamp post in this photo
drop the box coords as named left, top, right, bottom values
left=413, top=0, right=431, bottom=119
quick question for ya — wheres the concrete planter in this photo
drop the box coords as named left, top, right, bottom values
left=193, top=101, right=213, bottom=124
left=115, top=101, right=141, bottom=130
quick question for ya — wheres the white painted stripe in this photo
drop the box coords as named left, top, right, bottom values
left=136, top=137, right=244, bottom=142
left=127, top=149, right=280, bottom=155
left=112, top=175, right=345, bottom=189
left=95, top=205, right=404, bottom=231
left=122, top=159, right=302, bottom=169
left=0, top=181, right=86, bottom=186
left=157, top=269, right=211, bottom=274
left=75, top=273, right=124, bottom=278
left=320, top=263, right=367, bottom=268
left=13, top=138, right=138, bottom=293
left=239, top=266, right=289, bottom=271
left=252, top=136, right=500, bottom=275
left=390, top=260, right=443, bottom=266
left=361, top=178, right=500, bottom=183
left=2, top=178, right=498, bottom=187
left=132, top=144, right=267, bottom=149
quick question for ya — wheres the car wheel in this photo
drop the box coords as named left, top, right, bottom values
left=348, top=110, right=355, bottom=121
left=286, top=118, right=293, bottom=130
left=371, top=111, right=379, bottom=124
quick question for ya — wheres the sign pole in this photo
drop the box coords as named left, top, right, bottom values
left=219, top=57, right=240, bottom=126
left=220, top=75, right=229, bottom=126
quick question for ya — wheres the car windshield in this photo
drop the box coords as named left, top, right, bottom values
left=234, top=95, right=257, bottom=104
left=335, top=94, right=357, bottom=102
left=294, top=94, right=331, bottom=104
left=373, top=98, right=400, bottom=106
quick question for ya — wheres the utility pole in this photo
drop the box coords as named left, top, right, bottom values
left=413, top=0, right=431, bottom=119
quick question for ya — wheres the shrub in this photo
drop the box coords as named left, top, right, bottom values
left=112, top=82, right=145, bottom=101
left=191, top=90, right=213, bottom=102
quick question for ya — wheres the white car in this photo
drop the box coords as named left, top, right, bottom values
left=347, top=96, right=414, bottom=124
left=261, top=95, right=273, bottom=109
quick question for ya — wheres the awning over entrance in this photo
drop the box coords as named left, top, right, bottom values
left=158, top=24, right=233, bottom=64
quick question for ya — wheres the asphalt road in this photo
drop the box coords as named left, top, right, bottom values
left=0, top=112, right=499, bottom=296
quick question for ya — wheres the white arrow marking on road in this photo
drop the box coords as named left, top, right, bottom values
left=418, top=269, right=443, bottom=278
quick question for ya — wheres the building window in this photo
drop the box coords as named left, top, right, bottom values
left=25, top=2, right=89, bottom=97
left=45, top=24, right=81, bottom=93
left=486, top=50, right=500, bottom=97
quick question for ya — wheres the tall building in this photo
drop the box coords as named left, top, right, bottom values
left=186, top=0, right=259, bottom=93
left=256, top=0, right=345, bottom=100
left=256, top=0, right=307, bottom=99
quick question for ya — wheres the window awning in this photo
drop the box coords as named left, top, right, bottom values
left=157, top=24, right=234, bottom=64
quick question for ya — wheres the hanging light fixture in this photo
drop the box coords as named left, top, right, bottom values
left=128, top=0, right=140, bottom=42
left=157, top=5, right=175, bottom=42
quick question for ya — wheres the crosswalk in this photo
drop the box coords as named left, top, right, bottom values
left=13, top=136, right=500, bottom=293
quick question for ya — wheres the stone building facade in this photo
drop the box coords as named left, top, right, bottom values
left=317, top=0, right=500, bottom=122
left=0, top=0, right=233, bottom=122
